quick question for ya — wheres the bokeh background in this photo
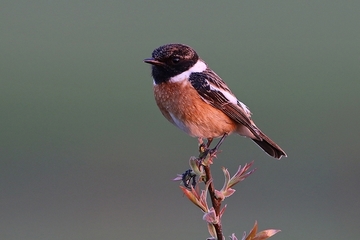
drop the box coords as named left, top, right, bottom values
left=1, top=1, right=359, bottom=239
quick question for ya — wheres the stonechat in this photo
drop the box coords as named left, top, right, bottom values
left=144, top=43, right=286, bottom=159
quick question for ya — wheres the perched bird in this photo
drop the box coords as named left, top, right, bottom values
left=144, top=43, right=287, bottom=159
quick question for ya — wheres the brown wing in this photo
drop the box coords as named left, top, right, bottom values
left=189, top=69, right=262, bottom=140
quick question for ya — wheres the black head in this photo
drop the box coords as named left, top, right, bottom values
left=144, top=43, right=199, bottom=84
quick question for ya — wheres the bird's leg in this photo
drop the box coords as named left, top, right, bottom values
left=198, top=134, right=228, bottom=162
left=211, top=133, right=228, bottom=153
left=198, top=138, right=213, bottom=159
left=206, top=138, right=213, bottom=149
left=198, top=138, right=213, bottom=156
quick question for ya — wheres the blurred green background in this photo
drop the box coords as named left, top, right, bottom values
left=1, top=0, right=359, bottom=239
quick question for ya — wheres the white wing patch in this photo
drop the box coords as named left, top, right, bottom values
left=209, top=84, right=251, bottom=116
left=170, top=60, right=207, bottom=83
left=209, top=84, right=237, bottom=105
left=237, top=101, right=251, bottom=115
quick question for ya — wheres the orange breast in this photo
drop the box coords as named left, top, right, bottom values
left=153, top=80, right=237, bottom=138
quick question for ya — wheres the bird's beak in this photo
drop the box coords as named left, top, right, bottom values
left=144, top=58, right=164, bottom=66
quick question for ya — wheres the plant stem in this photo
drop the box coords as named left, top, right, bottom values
left=204, top=164, right=223, bottom=240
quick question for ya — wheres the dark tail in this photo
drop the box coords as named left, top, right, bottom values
left=252, top=131, right=287, bottom=159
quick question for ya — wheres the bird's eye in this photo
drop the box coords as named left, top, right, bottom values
left=171, top=57, right=181, bottom=64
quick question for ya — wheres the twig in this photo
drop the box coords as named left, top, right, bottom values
left=200, top=134, right=228, bottom=240
left=203, top=164, right=223, bottom=240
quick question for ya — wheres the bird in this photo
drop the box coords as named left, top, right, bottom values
left=144, top=43, right=287, bottom=159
